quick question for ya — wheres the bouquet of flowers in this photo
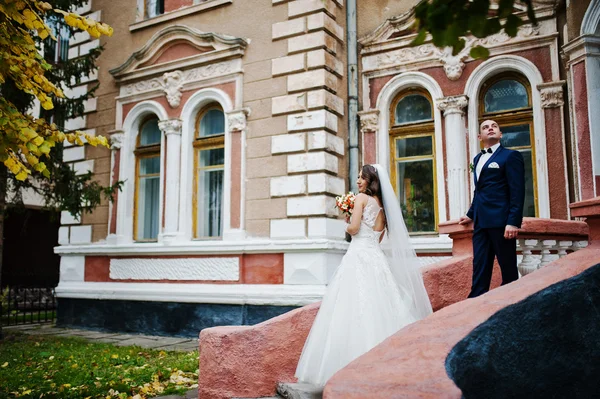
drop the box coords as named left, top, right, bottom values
left=335, top=192, right=356, bottom=217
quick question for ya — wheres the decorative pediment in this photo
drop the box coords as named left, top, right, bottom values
left=110, top=25, right=247, bottom=83
left=360, top=2, right=550, bottom=81
left=360, top=0, right=553, bottom=47
left=359, top=9, right=417, bottom=47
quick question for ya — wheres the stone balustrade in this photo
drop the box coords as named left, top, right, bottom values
left=516, top=217, right=588, bottom=275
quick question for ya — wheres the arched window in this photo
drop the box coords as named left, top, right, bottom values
left=389, top=89, right=437, bottom=234
left=479, top=73, right=537, bottom=217
left=134, top=116, right=161, bottom=241
left=194, top=105, right=225, bottom=238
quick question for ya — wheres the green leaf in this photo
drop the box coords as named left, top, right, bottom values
left=470, top=45, right=490, bottom=59
left=505, top=14, right=522, bottom=37
left=411, top=28, right=428, bottom=46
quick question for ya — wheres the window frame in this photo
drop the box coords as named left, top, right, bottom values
left=193, top=105, right=225, bottom=240
left=133, top=116, right=162, bottom=242
left=478, top=73, right=538, bottom=217
left=389, top=89, right=439, bottom=235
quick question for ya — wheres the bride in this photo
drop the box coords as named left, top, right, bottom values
left=295, top=164, right=433, bottom=386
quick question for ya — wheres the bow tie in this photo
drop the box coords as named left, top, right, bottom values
left=481, top=148, right=493, bottom=154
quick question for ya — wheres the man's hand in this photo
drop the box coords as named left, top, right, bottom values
left=459, top=215, right=472, bottom=225
left=504, top=225, right=519, bottom=240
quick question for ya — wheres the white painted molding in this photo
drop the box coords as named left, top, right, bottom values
left=55, top=281, right=326, bottom=306
left=581, top=0, right=600, bottom=36
left=55, top=236, right=452, bottom=256
left=374, top=71, right=447, bottom=223
left=117, top=101, right=169, bottom=244
left=464, top=55, right=550, bottom=218
left=59, top=256, right=86, bottom=282
left=110, top=257, right=239, bottom=281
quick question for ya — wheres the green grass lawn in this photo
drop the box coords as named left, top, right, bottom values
left=0, top=331, right=198, bottom=399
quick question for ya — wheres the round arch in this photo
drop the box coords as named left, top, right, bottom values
left=464, top=55, right=549, bottom=218
left=375, top=71, right=447, bottom=224
left=178, top=88, right=234, bottom=241
left=116, top=101, right=168, bottom=244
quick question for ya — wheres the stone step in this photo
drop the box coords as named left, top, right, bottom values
left=277, top=382, right=323, bottom=399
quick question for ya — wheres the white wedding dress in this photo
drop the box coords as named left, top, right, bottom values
left=295, top=195, right=420, bottom=386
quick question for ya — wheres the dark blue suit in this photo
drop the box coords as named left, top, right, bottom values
left=466, top=145, right=525, bottom=298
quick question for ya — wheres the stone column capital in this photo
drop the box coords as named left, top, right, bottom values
left=226, top=108, right=251, bottom=133
left=358, top=109, right=380, bottom=133
left=538, top=81, right=565, bottom=108
left=437, top=95, right=469, bottom=116
left=109, top=130, right=125, bottom=150
left=158, top=119, right=183, bottom=136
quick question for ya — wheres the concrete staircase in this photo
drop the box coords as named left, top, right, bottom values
left=235, top=382, right=323, bottom=399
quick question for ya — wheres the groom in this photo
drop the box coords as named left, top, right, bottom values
left=459, top=120, right=525, bottom=298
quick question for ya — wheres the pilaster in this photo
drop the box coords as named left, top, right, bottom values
left=270, top=0, right=346, bottom=245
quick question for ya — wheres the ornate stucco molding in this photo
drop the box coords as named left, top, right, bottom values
left=358, top=110, right=380, bottom=133
left=119, top=59, right=240, bottom=99
left=437, top=95, right=469, bottom=116
left=538, top=81, right=565, bottom=108
left=226, top=108, right=251, bottom=132
left=110, top=131, right=125, bottom=150
left=158, top=118, right=183, bottom=135
left=363, top=24, right=541, bottom=81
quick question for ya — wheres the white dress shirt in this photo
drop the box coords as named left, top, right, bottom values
left=476, top=142, right=501, bottom=181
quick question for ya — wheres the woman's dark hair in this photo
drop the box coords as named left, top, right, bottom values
left=361, top=164, right=387, bottom=231
left=361, top=164, right=382, bottom=201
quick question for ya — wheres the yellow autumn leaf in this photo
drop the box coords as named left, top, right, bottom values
left=1, top=362, right=8, bottom=368
left=15, top=170, right=28, bottom=181
left=38, top=28, right=49, bottom=40
left=34, top=162, right=46, bottom=172
left=32, top=136, right=44, bottom=146
left=26, top=154, right=39, bottom=165
left=111, top=354, right=119, bottom=359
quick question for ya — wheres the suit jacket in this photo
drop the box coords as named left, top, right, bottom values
left=466, top=146, right=525, bottom=229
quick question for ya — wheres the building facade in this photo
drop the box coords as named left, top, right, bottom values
left=54, top=0, right=600, bottom=336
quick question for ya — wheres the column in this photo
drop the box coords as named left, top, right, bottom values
left=358, top=109, right=379, bottom=166
left=438, top=95, right=469, bottom=220
left=225, top=108, right=249, bottom=240
left=105, top=131, right=124, bottom=245
left=538, top=81, right=568, bottom=219
left=158, top=119, right=182, bottom=243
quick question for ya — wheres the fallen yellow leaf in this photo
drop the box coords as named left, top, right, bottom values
left=1, top=362, right=8, bottom=368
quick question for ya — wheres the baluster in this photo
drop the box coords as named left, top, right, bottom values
left=557, top=241, right=573, bottom=258
left=518, top=239, right=539, bottom=276
left=539, top=240, right=557, bottom=267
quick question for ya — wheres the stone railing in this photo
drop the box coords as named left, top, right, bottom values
left=516, top=218, right=588, bottom=275
left=439, top=217, right=589, bottom=277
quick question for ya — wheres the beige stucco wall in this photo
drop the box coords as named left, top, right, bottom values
left=85, top=0, right=351, bottom=240
left=357, top=0, right=417, bottom=39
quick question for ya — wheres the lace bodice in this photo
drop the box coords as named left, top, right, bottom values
left=361, top=196, right=383, bottom=230
left=349, top=196, right=384, bottom=250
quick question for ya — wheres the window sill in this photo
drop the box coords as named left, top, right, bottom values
left=129, top=0, right=233, bottom=32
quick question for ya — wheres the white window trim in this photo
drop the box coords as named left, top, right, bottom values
left=116, top=101, right=169, bottom=245
left=179, top=88, right=234, bottom=242
left=464, top=55, right=550, bottom=218
left=374, top=71, right=448, bottom=225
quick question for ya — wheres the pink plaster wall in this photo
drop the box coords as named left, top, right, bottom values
left=198, top=303, right=320, bottom=399
left=544, top=107, right=569, bottom=219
